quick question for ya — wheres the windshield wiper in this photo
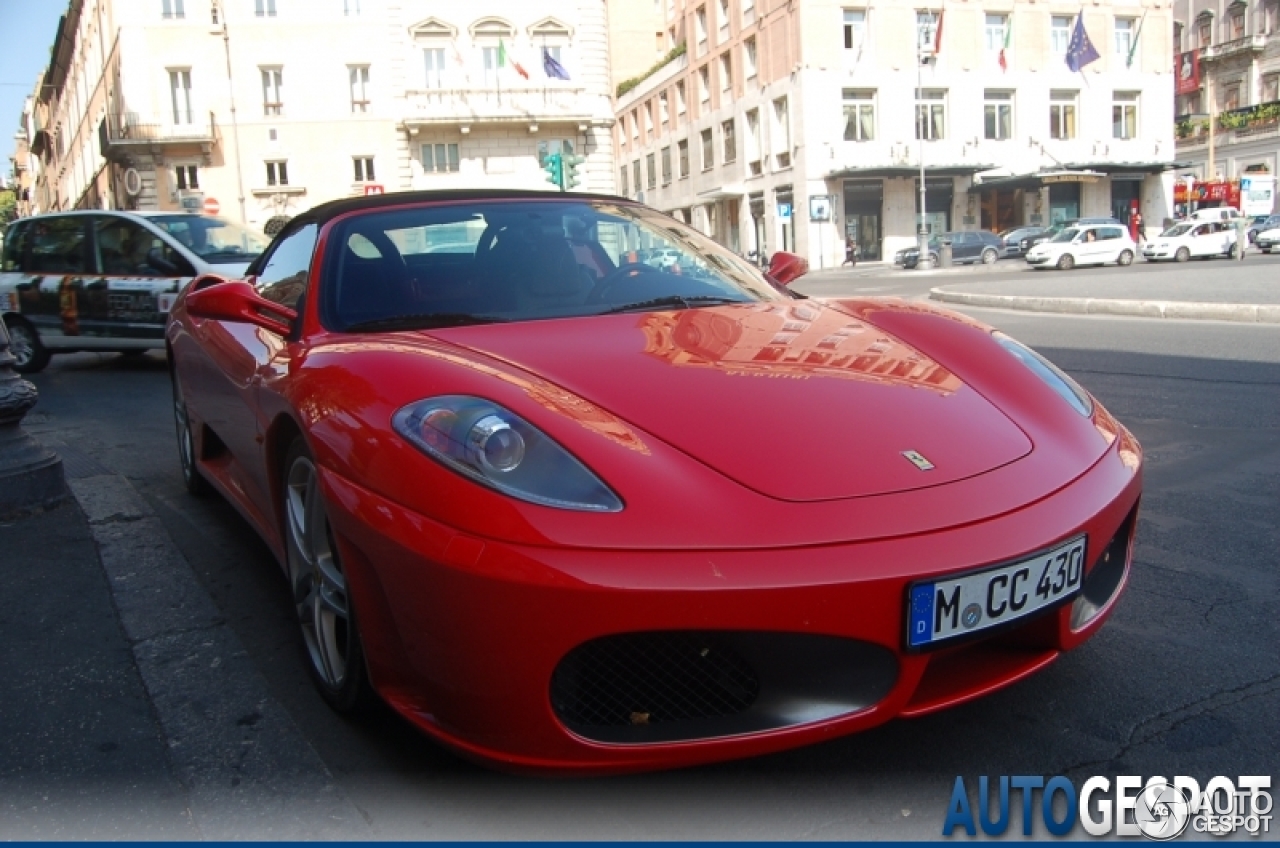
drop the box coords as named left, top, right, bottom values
left=600, top=295, right=746, bottom=315
left=344, top=312, right=509, bottom=332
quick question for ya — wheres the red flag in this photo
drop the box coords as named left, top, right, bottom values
left=933, top=10, right=945, bottom=55
left=512, top=60, right=529, bottom=79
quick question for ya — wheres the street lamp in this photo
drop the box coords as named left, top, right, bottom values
left=0, top=320, right=65, bottom=518
left=916, top=11, right=934, bottom=270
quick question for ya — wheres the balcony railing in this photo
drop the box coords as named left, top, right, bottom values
left=100, top=111, right=215, bottom=145
left=402, top=86, right=594, bottom=127
left=1200, top=34, right=1267, bottom=61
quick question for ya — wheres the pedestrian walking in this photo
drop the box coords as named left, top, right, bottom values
left=1234, top=213, right=1249, bottom=260
left=842, top=235, right=858, bottom=267
left=1130, top=211, right=1144, bottom=245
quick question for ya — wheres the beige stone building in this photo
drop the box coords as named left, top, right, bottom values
left=1171, top=0, right=1280, bottom=214
left=19, top=0, right=619, bottom=229
left=616, top=0, right=1177, bottom=267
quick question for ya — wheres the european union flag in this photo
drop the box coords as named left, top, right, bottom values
left=908, top=584, right=935, bottom=647
left=543, top=47, right=571, bottom=81
left=1065, top=14, right=1100, bottom=72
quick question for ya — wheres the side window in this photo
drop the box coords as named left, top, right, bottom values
left=1, top=222, right=29, bottom=271
left=28, top=216, right=89, bottom=274
left=93, top=216, right=193, bottom=277
left=255, top=223, right=317, bottom=308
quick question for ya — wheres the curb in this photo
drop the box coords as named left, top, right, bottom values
left=50, top=440, right=373, bottom=839
left=928, top=288, right=1280, bottom=324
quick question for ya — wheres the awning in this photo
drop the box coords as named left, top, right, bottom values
left=826, top=164, right=997, bottom=180
left=697, top=184, right=745, bottom=199
left=1062, top=161, right=1189, bottom=174
left=967, top=169, right=1106, bottom=193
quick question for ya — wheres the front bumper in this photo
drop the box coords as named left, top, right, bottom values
left=319, top=433, right=1142, bottom=774
left=1026, top=254, right=1051, bottom=265
left=1142, top=246, right=1174, bottom=259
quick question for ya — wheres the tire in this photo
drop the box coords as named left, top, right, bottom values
left=283, top=438, right=372, bottom=714
left=3, top=317, right=51, bottom=374
left=1175, top=246, right=1190, bottom=262
left=1228, top=243, right=1240, bottom=259
left=981, top=247, right=998, bottom=265
left=172, top=373, right=212, bottom=496
left=1117, top=249, right=1134, bottom=266
left=1056, top=253, right=1076, bottom=271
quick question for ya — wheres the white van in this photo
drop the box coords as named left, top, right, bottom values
left=1189, top=207, right=1244, bottom=223
left=1, top=210, right=268, bottom=373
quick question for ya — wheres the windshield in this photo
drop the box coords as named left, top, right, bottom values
left=323, top=200, right=794, bottom=331
left=1162, top=223, right=1194, bottom=237
left=1050, top=228, right=1082, bottom=244
left=147, top=214, right=269, bottom=265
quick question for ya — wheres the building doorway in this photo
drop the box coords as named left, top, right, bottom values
left=1110, top=179, right=1141, bottom=222
left=979, top=188, right=1024, bottom=232
left=915, top=177, right=954, bottom=235
left=1049, top=183, right=1080, bottom=223
left=842, top=179, right=883, bottom=261
left=749, top=192, right=766, bottom=262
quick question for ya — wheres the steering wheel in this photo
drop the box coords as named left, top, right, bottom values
left=586, top=262, right=660, bottom=304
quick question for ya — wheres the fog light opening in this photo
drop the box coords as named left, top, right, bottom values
left=1071, top=508, right=1137, bottom=631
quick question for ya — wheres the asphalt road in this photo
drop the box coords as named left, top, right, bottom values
left=11, top=275, right=1280, bottom=839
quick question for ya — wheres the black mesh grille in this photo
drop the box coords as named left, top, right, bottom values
left=551, top=632, right=760, bottom=728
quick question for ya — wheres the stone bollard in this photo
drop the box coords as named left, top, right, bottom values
left=0, top=320, right=66, bottom=519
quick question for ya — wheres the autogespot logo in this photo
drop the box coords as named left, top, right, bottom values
left=942, top=775, right=1273, bottom=839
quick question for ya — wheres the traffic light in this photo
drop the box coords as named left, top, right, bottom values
left=562, top=154, right=585, bottom=190
left=542, top=152, right=563, bottom=189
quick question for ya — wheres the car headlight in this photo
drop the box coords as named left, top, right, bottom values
left=992, top=333, right=1093, bottom=417
left=393, top=395, right=623, bottom=512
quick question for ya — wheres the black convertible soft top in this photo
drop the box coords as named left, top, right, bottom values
left=292, top=189, right=631, bottom=228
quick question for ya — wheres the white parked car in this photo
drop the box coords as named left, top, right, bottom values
left=1, top=210, right=269, bottom=373
left=1141, top=220, right=1239, bottom=262
left=1024, top=224, right=1137, bottom=270
left=1254, top=225, right=1280, bottom=253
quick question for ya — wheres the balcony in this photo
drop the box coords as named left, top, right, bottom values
left=98, top=112, right=216, bottom=161
left=401, top=86, right=595, bottom=131
left=1200, top=34, right=1267, bottom=63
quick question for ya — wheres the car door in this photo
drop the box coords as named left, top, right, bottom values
left=10, top=215, right=92, bottom=348
left=182, top=222, right=318, bottom=526
left=88, top=214, right=196, bottom=344
left=949, top=233, right=972, bottom=262
left=1190, top=223, right=1216, bottom=257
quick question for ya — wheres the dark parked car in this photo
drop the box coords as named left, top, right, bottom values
left=999, top=226, right=1048, bottom=257
left=894, top=230, right=1003, bottom=268
left=1020, top=218, right=1123, bottom=253
left=1247, top=214, right=1280, bottom=243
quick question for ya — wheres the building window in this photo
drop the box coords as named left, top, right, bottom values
left=661, top=146, right=672, bottom=183
left=843, top=9, right=866, bottom=50
left=915, top=89, right=946, bottom=140
left=745, top=107, right=761, bottom=175
left=718, top=0, right=730, bottom=41
left=984, top=90, right=1013, bottom=140
left=169, top=69, right=193, bottom=124
left=701, top=128, right=714, bottom=170
left=1114, top=18, right=1135, bottom=59
left=742, top=0, right=755, bottom=26
left=1198, top=14, right=1213, bottom=46
left=677, top=139, right=689, bottom=177
left=744, top=37, right=758, bottom=79
left=842, top=89, right=875, bottom=140
left=699, top=66, right=711, bottom=107
left=261, top=67, right=283, bottom=116
left=353, top=156, right=375, bottom=182
left=696, top=5, right=708, bottom=54
left=349, top=66, right=370, bottom=113
left=646, top=153, right=657, bottom=189
left=1049, top=90, right=1077, bottom=139
left=985, top=14, right=1008, bottom=54
left=772, top=96, right=791, bottom=167
left=255, top=0, right=276, bottom=17
left=619, top=165, right=629, bottom=195
left=676, top=80, right=687, bottom=115
left=917, top=11, right=940, bottom=52
left=162, top=0, right=185, bottom=19
left=720, top=53, right=732, bottom=94
left=423, top=48, right=446, bottom=88
left=632, top=160, right=642, bottom=192
left=1052, top=16, right=1073, bottom=55
left=1173, top=21, right=1183, bottom=49
left=645, top=101, right=655, bottom=139
left=266, top=160, right=289, bottom=186
left=1229, top=8, right=1245, bottom=37
left=344, top=0, right=360, bottom=15
left=722, top=118, right=736, bottom=162
left=1112, top=91, right=1138, bottom=139
left=631, top=109, right=640, bottom=141
left=1263, top=73, right=1279, bottom=102
left=1263, top=2, right=1278, bottom=35
left=211, top=3, right=219, bottom=24
left=175, top=164, right=199, bottom=190
left=421, top=143, right=459, bottom=173
left=659, top=91, right=670, bottom=125
left=1223, top=82, right=1241, bottom=110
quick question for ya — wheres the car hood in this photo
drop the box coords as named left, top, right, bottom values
left=432, top=302, right=1033, bottom=502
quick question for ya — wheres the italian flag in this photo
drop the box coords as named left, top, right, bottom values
left=498, top=39, right=529, bottom=80
left=998, top=17, right=1012, bottom=71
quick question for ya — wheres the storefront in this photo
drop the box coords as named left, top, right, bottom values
left=1048, top=182, right=1081, bottom=223
left=842, top=179, right=883, bottom=261
left=915, top=177, right=954, bottom=236
left=1109, top=175, right=1143, bottom=222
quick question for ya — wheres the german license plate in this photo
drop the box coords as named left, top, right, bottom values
left=907, top=536, right=1086, bottom=649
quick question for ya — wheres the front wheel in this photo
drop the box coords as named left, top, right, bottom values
left=1117, top=249, right=1134, bottom=266
left=1056, top=253, right=1076, bottom=271
left=980, top=247, right=998, bottom=265
left=4, top=317, right=51, bottom=374
left=283, top=439, right=372, bottom=713
left=1175, top=247, right=1191, bottom=262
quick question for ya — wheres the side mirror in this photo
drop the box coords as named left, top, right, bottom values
left=767, top=251, right=810, bottom=286
left=184, top=277, right=297, bottom=337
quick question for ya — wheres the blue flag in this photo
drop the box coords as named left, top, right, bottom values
left=543, top=48, right=570, bottom=80
left=1065, top=14, right=1100, bottom=72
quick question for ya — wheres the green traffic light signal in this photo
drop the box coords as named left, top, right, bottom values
left=563, top=154, right=585, bottom=190
left=543, top=152, right=563, bottom=189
